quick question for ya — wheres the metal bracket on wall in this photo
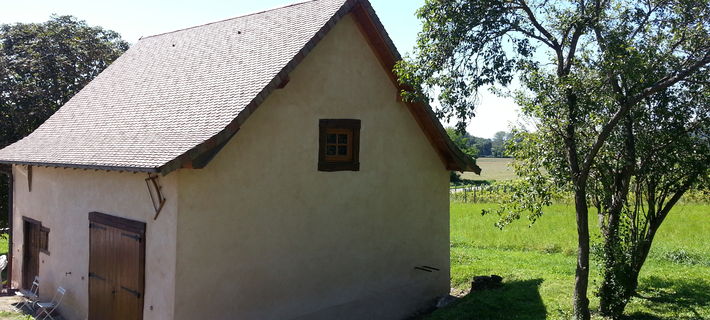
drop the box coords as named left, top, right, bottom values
left=145, top=174, right=166, bottom=220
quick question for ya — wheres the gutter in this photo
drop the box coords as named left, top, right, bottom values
left=0, top=165, right=13, bottom=288
left=0, top=160, right=160, bottom=174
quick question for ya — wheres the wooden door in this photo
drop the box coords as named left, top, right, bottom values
left=88, top=212, right=145, bottom=320
left=22, top=219, right=41, bottom=289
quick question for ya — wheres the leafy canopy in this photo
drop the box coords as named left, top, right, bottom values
left=0, top=15, right=128, bottom=227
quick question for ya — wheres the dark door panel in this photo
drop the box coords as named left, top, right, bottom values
left=22, top=220, right=41, bottom=289
left=88, top=213, right=145, bottom=320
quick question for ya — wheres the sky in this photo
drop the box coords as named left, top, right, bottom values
left=0, top=0, right=520, bottom=138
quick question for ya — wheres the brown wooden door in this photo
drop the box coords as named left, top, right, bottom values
left=88, top=212, right=145, bottom=320
left=22, top=219, right=41, bottom=289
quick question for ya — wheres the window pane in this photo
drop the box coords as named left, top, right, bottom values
left=338, top=134, right=348, bottom=144
left=327, top=134, right=337, bottom=144
left=338, top=146, right=348, bottom=156
left=327, top=145, right=337, bottom=156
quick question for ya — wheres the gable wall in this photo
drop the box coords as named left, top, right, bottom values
left=174, top=14, right=449, bottom=320
left=10, top=166, right=178, bottom=320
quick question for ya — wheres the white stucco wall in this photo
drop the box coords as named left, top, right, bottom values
left=11, top=166, right=178, bottom=320
left=174, top=14, right=450, bottom=320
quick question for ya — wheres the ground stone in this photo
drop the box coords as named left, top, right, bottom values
left=471, top=274, right=503, bottom=291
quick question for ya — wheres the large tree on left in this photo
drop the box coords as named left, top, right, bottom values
left=0, top=15, right=128, bottom=228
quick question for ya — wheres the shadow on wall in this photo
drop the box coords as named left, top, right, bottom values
left=424, top=279, right=546, bottom=320
left=624, top=276, right=710, bottom=320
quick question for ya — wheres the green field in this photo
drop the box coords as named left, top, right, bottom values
left=425, top=203, right=709, bottom=319
left=462, top=158, right=516, bottom=181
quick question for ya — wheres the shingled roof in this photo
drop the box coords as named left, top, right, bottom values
left=0, top=0, right=480, bottom=174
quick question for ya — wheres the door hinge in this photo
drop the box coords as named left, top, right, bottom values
left=121, top=286, right=142, bottom=298
left=121, top=233, right=142, bottom=242
left=88, top=272, right=106, bottom=281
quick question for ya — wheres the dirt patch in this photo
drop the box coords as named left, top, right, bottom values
left=0, top=290, right=33, bottom=319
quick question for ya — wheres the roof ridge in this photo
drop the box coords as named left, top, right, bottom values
left=140, top=0, right=319, bottom=40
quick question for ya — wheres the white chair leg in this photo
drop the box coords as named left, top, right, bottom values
left=34, top=309, right=45, bottom=320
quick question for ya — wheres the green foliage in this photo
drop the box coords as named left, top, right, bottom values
left=444, top=127, right=512, bottom=158
left=491, top=131, right=513, bottom=157
left=0, top=311, right=33, bottom=320
left=0, top=16, right=127, bottom=228
left=446, top=127, right=479, bottom=159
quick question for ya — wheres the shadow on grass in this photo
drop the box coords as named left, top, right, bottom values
left=425, top=279, right=546, bottom=320
left=624, top=276, right=710, bottom=320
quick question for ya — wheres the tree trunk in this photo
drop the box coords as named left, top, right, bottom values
left=599, top=264, right=638, bottom=318
left=573, top=185, right=591, bottom=320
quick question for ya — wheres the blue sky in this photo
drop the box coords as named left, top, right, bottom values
left=1, top=0, right=519, bottom=138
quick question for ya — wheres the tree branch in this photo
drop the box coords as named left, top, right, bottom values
left=514, top=27, right=557, bottom=49
left=580, top=51, right=710, bottom=179
left=626, top=52, right=710, bottom=106
left=517, top=0, right=561, bottom=49
left=516, top=0, right=565, bottom=74
left=563, top=24, right=585, bottom=75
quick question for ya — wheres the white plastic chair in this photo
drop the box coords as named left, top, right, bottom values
left=15, top=276, right=40, bottom=312
left=0, top=254, right=7, bottom=284
left=34, top=286, right=65, bottom=320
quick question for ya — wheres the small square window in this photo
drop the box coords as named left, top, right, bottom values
left=319, top=119, right=360, bottom=171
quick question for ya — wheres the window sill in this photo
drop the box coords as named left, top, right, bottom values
left=318, top=161, right=360, bottom=172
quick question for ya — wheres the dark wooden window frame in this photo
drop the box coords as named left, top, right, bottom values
left=319, top=119, right=361, bottom=171
left=22, top=217, right=50, bottom=255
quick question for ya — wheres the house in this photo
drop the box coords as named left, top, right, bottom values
left=0, top=0, right=479, bottom=319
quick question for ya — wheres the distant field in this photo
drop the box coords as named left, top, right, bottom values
left=462, top=157, right=515, bottom=181
left=425, top=203, right=710, bottom=319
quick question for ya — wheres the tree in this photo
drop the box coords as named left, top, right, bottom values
left=396, top=0, right=710, bottom=318
left=0, top=15, right=128, bottom=227
left=446, top=127, right=479, bottom=182
left=589, top=74, right=709, bottom=317
left=491, top=131, right=513, bottom=157
left=507, top=61, right=709, bottom=317
left=471, top=136, right=493, bottom=157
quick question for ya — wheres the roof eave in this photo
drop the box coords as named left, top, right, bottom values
left=0, top=160, right=160, bottom=174
left=352, top=0, right=481, bottom=174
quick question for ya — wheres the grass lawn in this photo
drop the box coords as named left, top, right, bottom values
left=426, top=203, right=709, bottom=319
left=462, top=158, right=515, bottom=181
left=0, top=312, right=31, bottom=320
